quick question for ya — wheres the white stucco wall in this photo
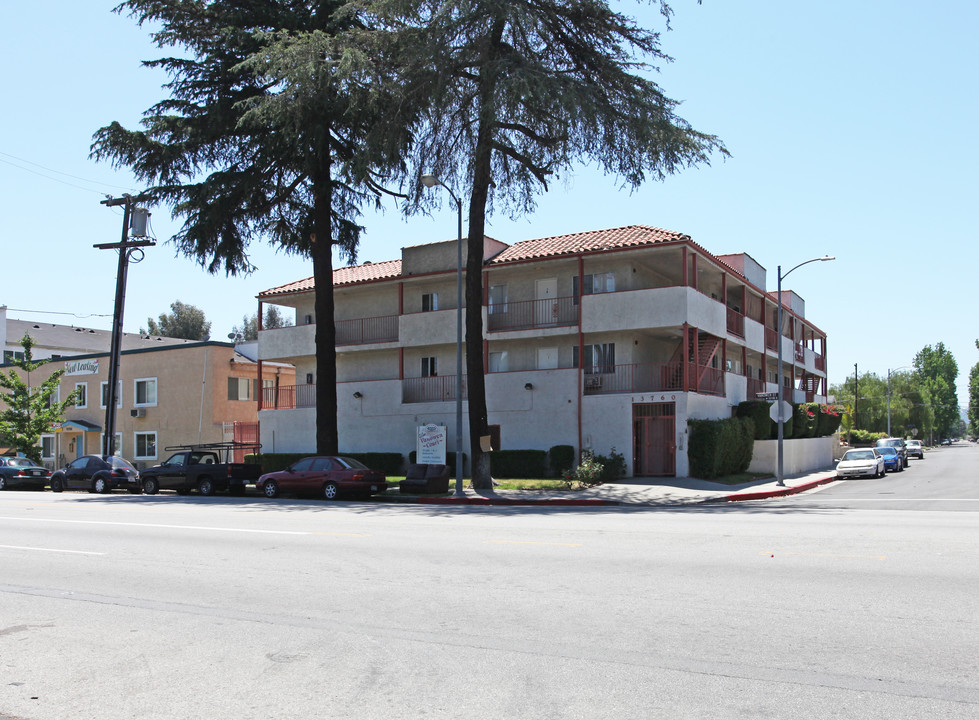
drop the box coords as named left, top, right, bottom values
left=748, top=436, right=836, bottom=475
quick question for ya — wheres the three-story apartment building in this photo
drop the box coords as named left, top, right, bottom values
left=256, top=225, right=828, bottom=477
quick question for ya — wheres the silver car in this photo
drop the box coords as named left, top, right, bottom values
left=836, top=448, right=885, bottom=479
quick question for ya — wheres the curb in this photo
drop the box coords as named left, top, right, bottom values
left=721, top=475, right=837, bottom=502
left=408, top=495, right=618, bottom=507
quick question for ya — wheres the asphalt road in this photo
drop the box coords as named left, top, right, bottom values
left=1, top=447, right=976, bottom=719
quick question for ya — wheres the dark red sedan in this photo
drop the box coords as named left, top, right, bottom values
left=256, top=456, right=386, bottom=500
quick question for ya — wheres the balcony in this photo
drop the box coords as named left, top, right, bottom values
left=764, top=328, right=778, bottom=351
left=487, top=296, right=578, bottom=332
left=794, top=343, right=805, bottom=362
left=336, top=314, right=399, bottom=346
left=726, top=307, right=745, bottom=337
left=814, top=354, right=826, bottom=372
left=582, top=361, right=724, bottom=397
left=746, top=376, right=766, bottom=399
left=262, top=384, right=316, bottom=409
left=402, top=375, right=468, bottom=404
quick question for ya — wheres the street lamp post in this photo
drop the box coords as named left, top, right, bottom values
left=421, top=174, right=466, bottom=497
left=776, top=255, right=835, bottom=486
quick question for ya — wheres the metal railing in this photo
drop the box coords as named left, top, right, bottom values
left=335, top=314, right=399, bottom=345
left=765, top=328, right=778, bottom=351
left=487, top=296, right=578, bottom=331
left=402, top=375, right=468, bottom=404
left=726, top=307, right=745, bottom=337
left=262, top=384, right=316, bottom=409
left=582, top=361, right=724, bottom=397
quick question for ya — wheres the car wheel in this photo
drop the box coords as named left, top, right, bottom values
left=323, top=481, right=339, bottom=501
left=143, top=478, right=159, bottom=495
left=94, top=477, right=109, bottom=494
left=197, top=478, right=214, bottom=496
left=51, top=477, right=64, bottom=493
left=0, top=477, right=6, bottom=491
left=262, top=480, right=279, bottom=499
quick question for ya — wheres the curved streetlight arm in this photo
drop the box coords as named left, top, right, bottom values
left=780, top=255, right=835, bottom=283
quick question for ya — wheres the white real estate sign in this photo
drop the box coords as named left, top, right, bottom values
left=417, top=424, right=447, bottom=465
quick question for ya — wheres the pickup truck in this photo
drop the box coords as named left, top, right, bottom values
left=139, top=444, right=262, bottom=496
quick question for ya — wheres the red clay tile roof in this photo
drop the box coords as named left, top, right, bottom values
left=259, top=259, right=402, bottom=298
left=259, top=226, right=693, bottom=297
left=489, top=225, right=689, bottom=264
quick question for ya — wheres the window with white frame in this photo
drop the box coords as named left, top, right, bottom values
left=100, top=432, right=123, bottom=456
left=422, top=293, right=439, bottom=312
left=488, top=351, right=508, bottom=373
left=75, top=382, right=88, bottom=409
left=41, top=434, right=55, bottom=461
left=421, top=357, right=438, bottom=377
left=134, top=432, right=157, bottom=460
left=134, top=378, right=158, bottom=406
left=573, top=343, right=615, bottom=374
left=227, top=377, right=255, bottom=401
left=101, top=381, right=122, bottom=408
left=45, top=386, right=60, bottom=409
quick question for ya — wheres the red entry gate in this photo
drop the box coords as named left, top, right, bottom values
left=633, top=403, right=676, bottom=476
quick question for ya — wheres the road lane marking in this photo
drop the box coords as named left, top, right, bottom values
left=484, top=540, right=582, bottom=548
left=0, top=544, right=105, bottom=556
left=0, top=516, right=308, bottom=536
left=312, top=532, right=371, bottom=537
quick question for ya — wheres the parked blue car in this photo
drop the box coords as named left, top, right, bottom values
left=876, top=445, right=903, bottom=472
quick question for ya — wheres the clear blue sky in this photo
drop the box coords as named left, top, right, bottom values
left=2, top=1, right=976, bottom=405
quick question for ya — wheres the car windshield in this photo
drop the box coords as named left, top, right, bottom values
left=907, top=441, right=921, bottom=447
left=877, top=447, right=897, bottom=457
left=107, top=457, right=136, bottom=471
left=843, top=450, right=875, bottom=461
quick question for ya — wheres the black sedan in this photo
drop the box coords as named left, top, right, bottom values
left=0, top=456, right=52, bottom=491
left=50, top=455, right=141, bottom=494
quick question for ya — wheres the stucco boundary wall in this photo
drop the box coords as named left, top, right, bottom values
left=748, top=436, right=837, bottom=476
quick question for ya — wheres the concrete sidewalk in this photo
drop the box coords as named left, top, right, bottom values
left=387, top=470, right=838, bottom=507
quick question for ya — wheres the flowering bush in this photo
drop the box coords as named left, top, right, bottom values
left=564, top=451, right=605, bottom=487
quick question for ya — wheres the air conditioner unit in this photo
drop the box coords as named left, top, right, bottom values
left=131, top=408, right=146, bottom=418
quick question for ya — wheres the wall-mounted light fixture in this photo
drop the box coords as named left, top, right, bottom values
left=353, top=391, right=363, bottom=399
left=524, top=383, right=534, bottom=391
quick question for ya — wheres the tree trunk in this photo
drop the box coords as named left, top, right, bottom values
left=465, top=14, right=507, bottom=490
left=313, top=172, right=339, bottom=455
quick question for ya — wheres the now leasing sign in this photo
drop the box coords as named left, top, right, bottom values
left=417, top=424, right=447, bottom=465
left=65, top=359, right=99, bottom=376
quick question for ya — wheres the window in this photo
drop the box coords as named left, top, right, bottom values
left=41, top=435, right=55, bottom=461
left=134, top=432, right=157, bottom=460
left=228, top=377, right=256, bottom=401
left=488, top=284, right=507, bottom=314
left=488, top=351, right=508, bottom=373
left=101, top=381, right=122, bottom=408
left=45, top=387, right=60, bottom=409
left=75, top=382, right=88, bottom=409
left=134, top=378, right=158, bottom=406
left=3, top=350, right=25, bottom=363
left=100, top=432, right=123, bottom=456
left=573, top=272, right=616, bottom=303
left=574, top=343, right=615, bottom=374
left=422, top=357, right=438, bottom=377
left=422, top=293, right=439, bottom=312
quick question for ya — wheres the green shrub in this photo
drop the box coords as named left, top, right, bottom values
left=847, top=429, right=887, bottom=446
left=591, top=447, right=626, bottom=483
left=689, top=417, right=755, bottom=479
left=547, top=445, right=576, bottom=478
left=769, top=411, right=794, bottom=439
left=816, top=404, right=844, bottom=437
left=735, top=401, right=772, bottom=440
left=566, top=451, right=605, bottom=487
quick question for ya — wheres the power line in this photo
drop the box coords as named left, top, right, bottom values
left=0, top=150, right=140, bottom=195
left=5, top=308, right=112, bottom=320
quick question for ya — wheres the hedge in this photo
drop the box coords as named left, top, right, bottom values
left=486, top=449, right=548, bottom=479
left=735, top=401, right=772, bottom=440
left=548, top=445, right=576, bottom=478
left=689, top=417, right=755, bottom=480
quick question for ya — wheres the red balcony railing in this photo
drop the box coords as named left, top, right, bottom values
left=336, top=315, right=399, bottom=345
left=746, top=377, right=766, bottom=399
left=794, top=343, right=805, bottom=362
left=402, top=375, right=468, bottom=404
left=488, top=296, right=578, bottom=331
left=726, top=307, right=745, bottom=337
left=814, top=354, right=826, bottom=372
left=582, top=361, right=724, bottom=397
left=765, top=328, right=778, bottom=351
left=262, top=384, right=316, bottom=410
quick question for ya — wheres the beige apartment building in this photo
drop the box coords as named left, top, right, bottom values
left=255, top=225, right=829, bottom=477
left=1, top=340, right=293, bottom=469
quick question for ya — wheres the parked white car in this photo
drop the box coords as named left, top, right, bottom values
left=835, top=448, right=886, bottom=479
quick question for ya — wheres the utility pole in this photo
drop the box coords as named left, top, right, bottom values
left=853, top=363, right=858, bottom=431
left=96, top=194, right=155, bottom=456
